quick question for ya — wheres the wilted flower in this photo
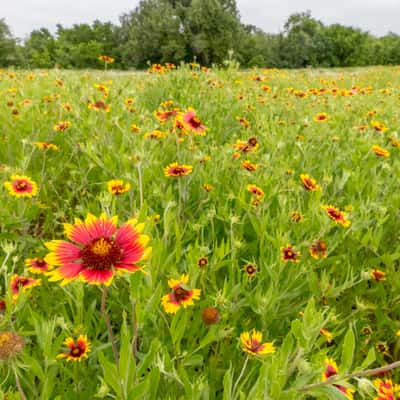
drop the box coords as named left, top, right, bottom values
left=0, top=331, right=24, bottom=360
left=202, top=307, right=220, bottom=325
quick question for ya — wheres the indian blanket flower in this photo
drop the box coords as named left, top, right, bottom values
left=322, top=205, right=351, bottom=227
left=45, top=213, right=151, bottom=286
left=180, top=109, right=207, bottom=135
left=164, top=162, right=193, bottom=177
left=25, top=257, right=52, bottom=274
left=34, top=142, right=59, bottom=151
left=309, top=240, right=327, bottom=260
left=53, top=121, right=71, bottom=132
left=372, top=145, right=390, bottom=158
left=198, top=256, right=209, bottom=268
left=373, top=378, right=400, bottom=400
left=320, top=328, right=334, bottom=345
left=107, top=179, right=131, bottom=195
left=243, top=263, right=257, bottom=278
left=240, top=329, right=275, bottom=356
left=300, top=174, right=320, bottom=191
left=10, top=275, right=41, bottom=300
left=281, top=245, right=301, bottom=262
left=322, top=358, right=355, bottom=399
left=98, top=55, right=114, bottom=64
left=371, top=120, right=388, bottom=133
left=4, top=175, right=38, bottom=198
left=313, top=112, right=330, bottom=122
left=241, top=160, right=257, bottom=172
left=291, top=211, right=304, bottom=223
left=88, top=100, right=110, bottom=112
left=57, top=335, right=91, bottom=362
left=161, top=274, right=201, bottom=314
left=371, top=269, right=386, bottom=281
left=246, top=184, right=264, bottom=198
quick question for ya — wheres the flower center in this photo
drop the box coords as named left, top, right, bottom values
left=16, top=181, right=28, bottom=191
left=71, top=346, right=84, bottom=357
left=190, top=116, right=201, bottom=128
left=80, top=237, right=121, bottom=270
left=173, top=286, right=190, bottom=302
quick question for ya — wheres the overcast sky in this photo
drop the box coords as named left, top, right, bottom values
left=3, top=0, right=399, bottom=39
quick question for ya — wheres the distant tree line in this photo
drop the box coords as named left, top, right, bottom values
left=1, top=2, right=400, bottom=69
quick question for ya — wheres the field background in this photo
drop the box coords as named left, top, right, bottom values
left=1, top=65, right=400, bottom=399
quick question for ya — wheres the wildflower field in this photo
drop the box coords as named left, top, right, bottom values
left=1, top=64, right=400, bottom=399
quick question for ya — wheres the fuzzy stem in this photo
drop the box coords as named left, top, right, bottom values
left=101, top=287, right=119, bottom=366
left=232, top=355, right=249, bottom=399
left=298, top=359, right=400, bottom=392
left=13, top=366, right=27, bottom=400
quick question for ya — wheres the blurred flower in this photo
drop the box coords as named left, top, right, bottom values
left=320, top=328, right=334, bottom=345
left=202, top=307, right=220, bottom=325
left=88, top=100, right=110, bottom=112
left=241, top=160, right=257, bottom=172
left=198, top=256, right=208, bottom=268
left=34, top=142, right=59, bottom=151
left=313, top=112, right=329, bottom=122
left=246, top=184, right=264, bottom=198
left=371, top=269, right=385, bottom=281
left=372, top=145, right=390, bottom=158
left=45, top=213, right=151, bottom=286
left=281, top=245, right=301, bottom=262
left=373, top=379, right=400, bottom=400
left=180, top=109, right=207, bottom=135
left=322, top=358, right=355, bottom=399
left=242, top=263, right=257, bottom=278
left=309, top=240, right=327, bottom=260
left=10, top=275, right=41, bottom=300
left=53, top=121, right=71, bottom=132
left=98, top=55, right=114, bottom=64
left=161, top=274, right=201, bottom=314
left=25, top=257, right=52, bottom=274
left=321, top=205, right=351, bottom=227
left=240, top=329, right=275, bottom=356
left=300, top=174, right=320, bottom=191
left=164, top=162, right=193, bottom=177
left=57, top=335, right=90, bottom=362
left=107, top=179, right=131, bottom=195
left=4, top=175, right=38, bottom=198
left=371, top=120, right=388, bottom=133
left=291, top=211, right=303, bottom=223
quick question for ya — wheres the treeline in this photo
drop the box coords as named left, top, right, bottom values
left=1, top=1, right=400, bottom=69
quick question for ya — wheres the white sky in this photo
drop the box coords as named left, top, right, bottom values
left=2, top=0, right=399, bottom=39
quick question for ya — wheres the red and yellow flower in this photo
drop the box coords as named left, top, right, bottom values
left=372, top=145, right=390, bottom=158
left=164, top=162, right=193, bottom=177
left=53, top=121, right=71, bottom=132
left=161, top=274, right=201, bottom=314
left=300, top=174, right=320, bottom=191
left=25, top=258, right=52, bottom=274
left=309, top=240, right=327, bottom=260
left=179, top=109, right=207, bottom=135
left=88, top=100, right=110, bottom=112
left=34, top=142, right=59, bottom=151
left=240, top=329, right=275, bottom=356
left=98, top=55, right=114, bottom=64
left=241, top=160, right=258, bottom=172
left=313, top=112, right=330, bottom=122
left=322, top=205, right=351, bottom=227
left=107, top=179, right=131, bottom=195
left=371, top=269, right=385, bottom=281
left=281, top=245, right=301, bottom=262
left=4, top=175, right=38, bottom=198
left=246, top=184, right=264, bottom=198
left=373, top=378, right=400, bottom=400
left=57, top=335, right=91, bottom=362
left=322, top=358, right=355, bottom=399
left=10, top=275, right=41, bottom=300
left=45, top=213, right=151, bottom=286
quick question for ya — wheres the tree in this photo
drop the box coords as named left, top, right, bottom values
left=0, top=19, right=18, bottom=67
left=23, top=28, right=56, bottom=68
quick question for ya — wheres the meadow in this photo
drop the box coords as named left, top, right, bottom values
left=1, top=63, right=400, bottom=399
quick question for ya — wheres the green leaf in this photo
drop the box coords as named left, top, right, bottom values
left=341, top=326, right=355, bottom=372
left=360, top=347, right=376, bottom=369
